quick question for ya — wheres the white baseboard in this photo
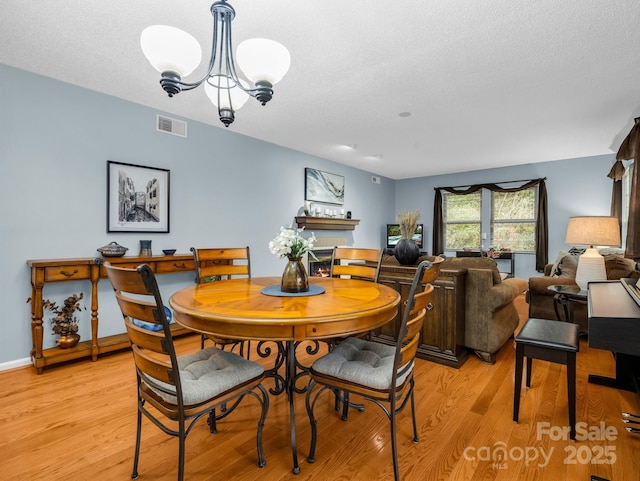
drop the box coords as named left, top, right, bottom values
left=0, top=357, right=31, bottom=372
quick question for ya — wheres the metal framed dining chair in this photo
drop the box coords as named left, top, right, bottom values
left=191, top=246, right=251, bottom=355
left=306, top=259, right=437, bottom=481
left=104, top=262, right=268, bottom=481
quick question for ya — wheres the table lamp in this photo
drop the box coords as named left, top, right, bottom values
left=565, top=216, right=621, bottom=290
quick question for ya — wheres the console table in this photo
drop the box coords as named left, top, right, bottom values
left=374, top=260, right=468, bottom=368
left=27, top=254, right=195, bottom=373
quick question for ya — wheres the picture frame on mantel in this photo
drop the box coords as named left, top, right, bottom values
left=107, top=160, right=170, bottom=233
left=305, top=167, right=344, bottom=205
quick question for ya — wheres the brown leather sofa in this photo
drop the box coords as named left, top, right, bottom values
left=527, top=253, right=639, bottom=332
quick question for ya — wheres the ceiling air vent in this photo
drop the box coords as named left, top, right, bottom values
left=156, top=115, right=187, bottom=138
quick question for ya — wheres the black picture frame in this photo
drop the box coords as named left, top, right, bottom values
left=107, top=160, right=170, bottom=233
left=304, top=167, right=345, bottom=205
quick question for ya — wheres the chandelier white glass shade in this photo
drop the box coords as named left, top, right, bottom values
left=565, top=216, right=621, bottom=290
left=140, top=0, right=290, bottom=127
left=204, top=78, right=250, bottom=111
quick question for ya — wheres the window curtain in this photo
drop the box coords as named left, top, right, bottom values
left=607, top=159, right=624, bottom=239
left=616, top=117, right=640, bottom=260
left=432, top=178, right=548, bottom=271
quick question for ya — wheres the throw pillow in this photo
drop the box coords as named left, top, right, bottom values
left=550, top=250, right=584, bottom=278
left=604, top=254, right=636, bottom=280
left=550, top=250, right=569, bottom=277
left=556, top=254, right=579, bottom=278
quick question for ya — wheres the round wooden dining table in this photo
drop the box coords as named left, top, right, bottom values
left=169, top=276, right=401, bottom=474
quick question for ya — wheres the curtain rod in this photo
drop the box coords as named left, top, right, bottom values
left=435, top=177, right=546, bottom=190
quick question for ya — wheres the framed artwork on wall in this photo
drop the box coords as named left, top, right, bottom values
left=305, top=168, right=345, bottom=205
left=107, top=160, right=170, bottom=233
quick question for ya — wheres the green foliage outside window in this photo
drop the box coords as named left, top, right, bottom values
left=444, top=192, right=481, bottom=249
left=443, top=188, right=537, bottom=251
left=491, top=189, right=536, bottom=251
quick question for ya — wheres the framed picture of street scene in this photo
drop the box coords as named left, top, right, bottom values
left=107, top=161, right=170, bottom=233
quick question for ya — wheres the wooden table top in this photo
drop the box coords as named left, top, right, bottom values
left=169, top=276, right=401, bottom=342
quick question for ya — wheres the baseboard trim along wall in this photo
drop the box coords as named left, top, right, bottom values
left=0, top=357, right=31, bottom=372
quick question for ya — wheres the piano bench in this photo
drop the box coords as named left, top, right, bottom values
left=513, top=318, right=580, bottom=440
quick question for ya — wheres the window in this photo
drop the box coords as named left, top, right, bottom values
left=491, top=188, right=536, bottom=251
left=443, top=191, right=481, bottom=249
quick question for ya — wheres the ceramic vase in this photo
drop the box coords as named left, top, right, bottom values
left=139, top=240, right=152, bottom=257
left=394, top=238, right=420, bottom=265
left=281, top=257, right=309, bottom=293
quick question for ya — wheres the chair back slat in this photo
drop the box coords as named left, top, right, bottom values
left=399, top=329, right=422, bottom=368
left=197, top=264, right=249, bottom=280
left=330, top=247, right=382, bottom=282
left=124, top=318, right=169, bottom=353
left=398, top=286, right=432, bottom=367
left=404, top=290, right=431, bottom=339
left=131, top=344, right=175, bottom=385
left=332, top=264, right=378, bottom=280
left=114, top=294, right=159, bottom=324
left=103, top=263, right=155, bottom=295
left=191, top=247, right=251, bottom=284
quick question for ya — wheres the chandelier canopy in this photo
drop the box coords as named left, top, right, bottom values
left=140, top=0, right=290, bottom=127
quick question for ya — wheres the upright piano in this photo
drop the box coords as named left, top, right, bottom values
left=588, top=280, right=640, bottom=393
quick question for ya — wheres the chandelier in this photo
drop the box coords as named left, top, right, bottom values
left=140, top=0, right=290, bottom=127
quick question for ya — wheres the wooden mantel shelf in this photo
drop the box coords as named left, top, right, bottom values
left=295, top=216, right=360, bottom=231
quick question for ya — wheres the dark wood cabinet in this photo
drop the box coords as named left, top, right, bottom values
left=374, top=263, right=468, bottom=368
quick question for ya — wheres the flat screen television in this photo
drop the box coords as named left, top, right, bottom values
left=386, top=224, right=423, bottom=249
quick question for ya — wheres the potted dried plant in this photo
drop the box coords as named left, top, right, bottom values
left=395, top=209, right=421, bottom=265
left=43, top=293, right=85, bottom=349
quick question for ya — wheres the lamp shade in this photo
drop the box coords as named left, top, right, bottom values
left=204, top=78, right=250, bottom=110
left=565, top=216, right=621, bottom=247
left=140, top=25, right=202, bottom=77
left=236, top=38, right=291, bottom=85
left=565, top=216, right=621, bottom=290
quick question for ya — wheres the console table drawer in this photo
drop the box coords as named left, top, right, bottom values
left=44, top=265, right=91, bottom=282
left=156, top=259, right=194, bottom=273
left=98, top=261, right=147, bottom=276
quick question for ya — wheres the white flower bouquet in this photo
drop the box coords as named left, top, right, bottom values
left=269, top=226, right=317, bottom=259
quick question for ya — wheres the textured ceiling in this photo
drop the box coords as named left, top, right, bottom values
left=2, top=0, right=640, bottom=179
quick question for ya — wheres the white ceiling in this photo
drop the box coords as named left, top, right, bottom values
left=2, top=0, right=640, bottom=179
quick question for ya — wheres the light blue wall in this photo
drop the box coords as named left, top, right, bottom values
left=0, top=64, right=395, bottom=366
left=0, top=64, right=617, bottom=368
left=394, top=155, right=617, bottom=278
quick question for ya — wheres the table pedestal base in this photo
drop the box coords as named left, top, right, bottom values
left=258, top=340, right=322, bottom=474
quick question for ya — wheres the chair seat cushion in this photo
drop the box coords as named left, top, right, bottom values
left=311, top=337, right=411, bottom=390
left=148, top=347, right=264, bottom=405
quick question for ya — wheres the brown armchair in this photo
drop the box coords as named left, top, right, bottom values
left=440, top=257, right=528, bottom=363
left=527, top=253, right=639, bottom=332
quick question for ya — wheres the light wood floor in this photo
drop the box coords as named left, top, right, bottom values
left=2, top=295, right=639, bottom=481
